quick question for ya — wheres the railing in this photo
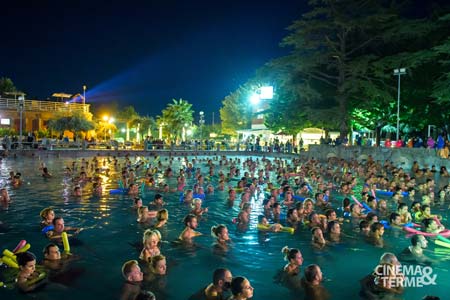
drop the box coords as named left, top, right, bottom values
left=0, top=98, right=88, bottom=113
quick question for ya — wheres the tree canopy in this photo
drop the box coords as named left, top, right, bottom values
left=159, top=99, right=194, bottom=140
left=221, top=0, right=450, bottom=141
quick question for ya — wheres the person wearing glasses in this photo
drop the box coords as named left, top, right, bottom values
left=229, top=276, right=254, bottom=300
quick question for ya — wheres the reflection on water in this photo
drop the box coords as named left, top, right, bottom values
left=0, top=155, right=448, bottom=300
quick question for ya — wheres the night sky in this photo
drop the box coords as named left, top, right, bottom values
left=1, top=0, right=306, bottom=122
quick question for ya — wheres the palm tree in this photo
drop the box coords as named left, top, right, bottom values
left=117, top=106, right=139, bottom=141
left=130, top=115, right=156, bottom=143
left=161, top=99, right=194, bottom=141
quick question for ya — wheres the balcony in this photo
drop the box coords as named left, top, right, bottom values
left=0, top=98, right=89, bottom=114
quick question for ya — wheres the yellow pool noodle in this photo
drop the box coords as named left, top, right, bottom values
left=62, top=232, right=70, bottom=253
left=14, top=243, right=31, bottom=254
left=435, top=239, right=450, bottom=249
left=2, top=249, right=16, bottom=261
left=2, top=256, right=19, bottom=268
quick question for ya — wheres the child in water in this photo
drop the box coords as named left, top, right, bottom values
left=40, top=207, right=55, bottom=228
left=139, top=229, right=161, bottom=262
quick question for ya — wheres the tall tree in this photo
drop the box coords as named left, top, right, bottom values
left=220, top=85, right=253, bottom=136
left=161, top=99, right=194, bottom=141
left=117, top=106, right=139, bottom=141
left=0, top=77, right=19, bottom=96
left=270, top=0, right=436, bottom=138
left=48, top=112, right=95, bottom=139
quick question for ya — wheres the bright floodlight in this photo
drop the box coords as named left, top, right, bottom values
left=260, top=86, right=273, bottom=100
left=250, top=93, right=260, bottom=105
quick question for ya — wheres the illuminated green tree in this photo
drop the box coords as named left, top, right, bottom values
left=48, top=112, right=95, bottom=139
left=262, top=0, right=450, bottom=139
left=160, top=99, right=194, bottom=140
left=117, top=106, right=139, bottom=141
left=220, top=85, right=253, bottom=135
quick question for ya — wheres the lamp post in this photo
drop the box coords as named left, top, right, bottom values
left=103, top=116, right=114, bottom=142
left=199, top=111, right=205, bottom=140
left=18, top=96, right=25, bottom=149
left=393, top=68, right=406, bottom=141
left=83, top=85, right=86, bottom=105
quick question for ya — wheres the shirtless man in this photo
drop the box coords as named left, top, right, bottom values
left=179, top=214, right=202, bottom=241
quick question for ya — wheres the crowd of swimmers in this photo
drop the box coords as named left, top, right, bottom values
left=1, top=153, right=448, bottom=299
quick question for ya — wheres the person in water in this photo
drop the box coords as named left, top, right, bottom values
left=399, top=234, right=435, bottom=265
left=46, top=217, right=81, bottom=242
left=360, top=252, right=404, bottom=299
left=211, top=224, right=231, bottom=252
left=16, top=251, right=47, bottom=292
left=40, top=207, right=55, bottom=228
left=281, top=246, right=304, bottom=276
left=179, top=214, right=202, bottom=242
left=139, top=229, right=162, bottom=263
left=189, top=268, right=233, bottom=300
left=120, top=260, right=143, bottom=300
left=300, top=264, right=330, bottom=300
left=228, top=276, right=254, bottom=300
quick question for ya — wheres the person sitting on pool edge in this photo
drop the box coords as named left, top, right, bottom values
left=188, top=268, right=233, bottom=300
left=120, top=260, right=143, bottom=300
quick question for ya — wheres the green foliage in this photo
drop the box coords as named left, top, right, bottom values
left=225, top=0, right=450, bottom=140
left=160, top=99, right=194, bottom=139
left=0, top=128, right=16, bottom=137
left=0, top=77, right=18, bottom=96
left=47, top=112, right=95, bottom=135
left=36, top=129, right=51, bottom=138
left=220, top=85, right=253, bottom=135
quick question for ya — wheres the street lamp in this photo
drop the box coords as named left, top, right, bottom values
left=103, top=116, right=114, bottom=141
left=18, top=96, right=25, bottom=149
left=199, top=111, right=205, bottom=140
left=83, top=85, right=86, bottom=105
left=393, top=68, right=406, bottom=141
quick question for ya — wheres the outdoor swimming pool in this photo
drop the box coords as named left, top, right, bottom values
left=0, top=154, right=448, bottom=300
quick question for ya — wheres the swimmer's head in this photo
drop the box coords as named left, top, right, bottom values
left=212, top=268, right=232, bottom=290
left=211, top=224, right=229, bottom=241
left=43, top=243, right=61, bottom=260
left=281, top=246, right=303, bottom=265
left=40, top=207, right=55, bottom=220
left=183, top=214, right=197, bottom=227
left=142, top=229, right=161, bottom=245
left=230, top=276, right=253, bottom=298
left=257, top=215, right=268, bottom=224
left=16, top=251, right=36, bottom=270
left=157, top=209, right=169, bottom=221
left=411, top=234, right=428, bottom=248
left=150, top=254, right=166, bottom=275
left=121, top=260, right=143, bottom=282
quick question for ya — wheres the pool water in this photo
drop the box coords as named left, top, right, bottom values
left=0, top=155, right=448, bottom=300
